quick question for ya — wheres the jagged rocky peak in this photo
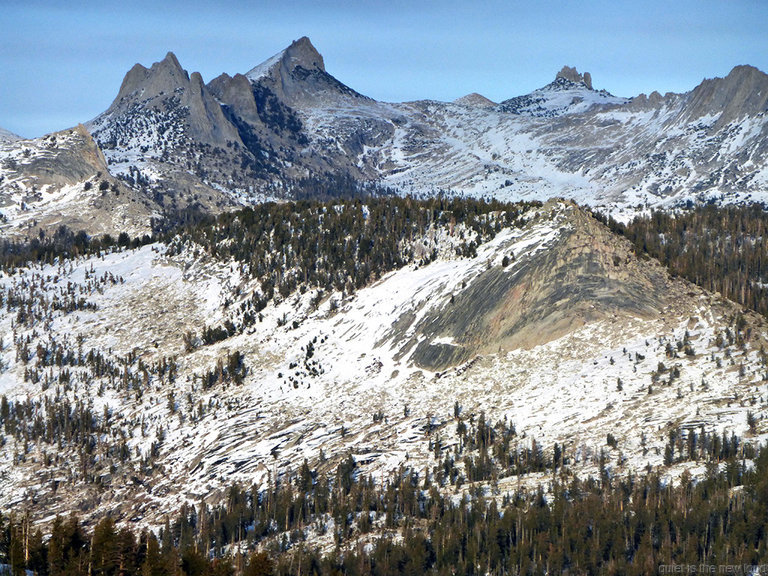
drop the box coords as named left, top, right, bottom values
left=555, top=66, right=593, bottom=89
left=115, top=51, right=189, bottom=102
left=284, top=36, right=325, bottom=73
left=246, top=36, right=325, bottom=82
left=90, top=49, right=241, bottom=149
left=631, top=90, right=664, bottom=108
left=498, top=66, right=625, bottom=116
left=245, top=36, right=367, bottom=107
left=207, top=72, right=261, bottom=125
left=684, top=64, right=768, bottom=126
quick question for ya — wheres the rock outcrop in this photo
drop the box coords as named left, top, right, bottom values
left=454, top=93, right=497, bottom=108
left=0, top=125, right=156, bottom=237
left=396, top=201, right=672, bottom=370
left=99, top=51, right=241, bottom=148
left=683, top=65, right=768, bottom=127
left=245, top=36, right=368, bottom=108
left=556, top=65, right=593, bottom=89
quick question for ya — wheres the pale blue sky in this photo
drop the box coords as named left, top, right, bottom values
left=2, top=0, right=766, bottom=138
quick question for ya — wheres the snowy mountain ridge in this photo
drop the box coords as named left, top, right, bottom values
left=2, top=38, right=767, bottom=236
left=0, top=127, right=20, bottom=143
left=497, top=65, right=629, bottom=117
left=92, top=40, right=768, bottom=225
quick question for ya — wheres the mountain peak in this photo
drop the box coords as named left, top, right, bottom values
left=287, top=36, right=325, bottom=72
left=115, top=52, right=190, bottom=102
left=454, top=93, right=497, bottom=108
left=555, top=66, right=593, bottom=90
left=243, top=37, right=366, bottom=107
left=498, top=66, right=625, bottom=117
left=684, top=64, right=768, bottom=126
left=89, top=50, right=241, bottom=166
left=246, top=36, right=324, bottom=83
left=159, top=51, right=184, bottom=73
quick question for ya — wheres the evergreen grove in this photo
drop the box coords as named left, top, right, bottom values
left=2, top=441, right=768, bottom=576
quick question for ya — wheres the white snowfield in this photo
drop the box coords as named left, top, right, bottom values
left=299, top=93, right=768, bottom=222
left=0, top=202, right=765, bottom=528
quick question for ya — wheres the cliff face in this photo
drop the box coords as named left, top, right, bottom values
left=682, top=65, right=768, bottom=128
left=107, top=52, right=241, bottom=148
left=385, top=201, right=673, bottom=370
left=0, top=125, right=155, bottom=237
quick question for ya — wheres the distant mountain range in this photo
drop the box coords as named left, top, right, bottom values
left=2, top=36, right=768, bottom=236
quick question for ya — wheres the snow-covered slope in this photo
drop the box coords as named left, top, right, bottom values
left=498, top=67, right=629, bottom=117
left=0, top=127, right=20, bottom=143
left=1, top=201, right=766, bottom=527
left=0, top=125, right=156, bottom=237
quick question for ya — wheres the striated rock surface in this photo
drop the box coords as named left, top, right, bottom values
left=682, top=65, right=768, bottom=127
left=393, top=200, right=672, bottom=370
left=0, top=125, right=156, bottom=237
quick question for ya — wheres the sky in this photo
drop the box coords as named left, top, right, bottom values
left=1, top=0, right=767, bottom=138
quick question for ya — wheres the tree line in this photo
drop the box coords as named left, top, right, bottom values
left=1, top=440, right=767, bottom=575
left=596, top=203, right=768, bottom=318
left=170, top=196, right=538, bottom=344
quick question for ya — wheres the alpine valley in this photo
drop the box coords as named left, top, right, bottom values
left=2, top=37, right=768, bottom=576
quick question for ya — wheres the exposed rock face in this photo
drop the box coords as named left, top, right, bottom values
left=556, top=65, right=593, bottom=89
left=87, top=52, right=253, bottom=213
left=116, top=52, right=189, bottom=103
left=683, top=65, right=768, bottom=127
left=95, top=51, right=240, bottom=149
left=281, top=35, right=326, bottom=73
left=207, top=73, right=261, bottom=126
left=2, top=196, right=768, bottom=529
left=393, top=201, right=671, bottom=370
left=84, top=40, right=383, bottom=214
left=0, top=125, right=156, bottom=237
left=23, top=124, right=109, bottom=185
left=630, top=90, right=665, bottom=109
left=246, top=36, right=368, bottom=108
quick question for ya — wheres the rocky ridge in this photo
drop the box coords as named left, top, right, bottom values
left=453, top=92, right=497, bottom=108
left=0, top=125, right=155, bottom=237
left=0, top=127, right=20, bottom=143
left=3, top=39, right=767, bottom=235
left=96, top=42, right=768, bottom=224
